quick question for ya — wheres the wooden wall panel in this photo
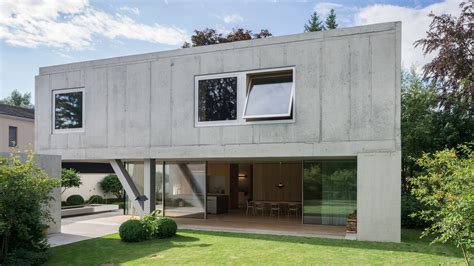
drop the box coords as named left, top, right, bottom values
left=253, top=163, right=302, bottom=202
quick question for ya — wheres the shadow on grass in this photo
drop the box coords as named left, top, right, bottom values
left=46, top=234, right=207, bottom=266
left=177, top=228, right=463, bottom=259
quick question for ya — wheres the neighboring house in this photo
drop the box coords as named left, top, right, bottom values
left=35, top=22, right=401, bottom=242
left=0, top=103, right=34, bottom=152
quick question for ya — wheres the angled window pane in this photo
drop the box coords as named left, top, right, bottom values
left=54, top=91, right=83, bottom=129
left=198, top=77, right=237, bottom=122
left=8, top=126, right=17, bottom=147
left=243, top=74, right=293, bottom=118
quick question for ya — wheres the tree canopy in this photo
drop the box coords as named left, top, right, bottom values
left=0, top=89, right=32, bottom=108
left=304, top=11, right=325, bottom=32
left=414, top=1, right=473, bottom=110
left=182, top=28, right=272, bottom=48
left=325, top=9, right=338, bottom=30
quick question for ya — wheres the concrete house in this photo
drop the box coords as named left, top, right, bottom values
left=35, top=22, right=401, bottom=242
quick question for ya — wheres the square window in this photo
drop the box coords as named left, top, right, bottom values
left=54, top=89, right=84, bottom=131
left=243, top=71, right=294, bottom=119
left=8, top=126, right=17, bottom=147
left=198, top=77, right=237, bottom=122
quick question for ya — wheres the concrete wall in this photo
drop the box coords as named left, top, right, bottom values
left=61, top=173, right=115, bottom=202
left=0, top=115, right=34, bottom=153
left=35, top=22, right=401, bottom=161
left=35, top=22, right=401, bottom=242
left=0, top=152, right=61, bottom=234
left=357, top=151, right=401, bottom=242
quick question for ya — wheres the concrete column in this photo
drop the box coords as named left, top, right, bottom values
left=357, top=151, right=401, bottom=242
left=110, top=159, right=144, bottom=216
left=144, top=159, right=156, bottom=214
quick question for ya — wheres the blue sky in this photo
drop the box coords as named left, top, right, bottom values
left=0, top=0, right=460, bottom=101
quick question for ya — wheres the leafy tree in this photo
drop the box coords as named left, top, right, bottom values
left=99, top=174, right=124, bottom=200
left=414, top=1, right=473, bottom=110
left=254, top=29, right=273, bottom=39
left=325, top=9, right=338, bottom=29
left=410, top=143, right=474, bottom=264
left=304, top=11, right=325, bottom=32
left=0, top=89, right=32, bottom=108
left=183, top=28, right=272, bottom=48
left=400, top=69, right=474, bottom=191
left=60, top=168, right=81, bottom=195
left=0, top=151, right=60, bottom=264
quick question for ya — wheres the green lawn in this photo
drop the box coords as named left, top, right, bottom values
left=46, top=229, right=464, bottom=265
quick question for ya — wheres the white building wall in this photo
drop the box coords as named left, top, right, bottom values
left=61, top=173, right=115, bottom=202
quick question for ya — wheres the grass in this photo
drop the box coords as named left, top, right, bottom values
left=46, top=229, right=464, bottom=265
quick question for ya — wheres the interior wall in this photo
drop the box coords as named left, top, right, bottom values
left=253, top=163, right=302, bottom=202
left=207, top=163, right=230, bottom=195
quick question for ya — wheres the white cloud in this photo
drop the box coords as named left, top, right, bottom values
left=0, top=0, right=186, bottom=50
left=218, top=13, right=244, bottom=24
left=353, top=0, right=461, bottom=70
left=313, top=2, right=358, bottom=26
left=314, top=2, right=343, bottom=16
left=119, top=6, right=140, bottom=15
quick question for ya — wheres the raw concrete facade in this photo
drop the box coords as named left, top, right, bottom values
left=0, top=152, right=61, bottom=234
left=36, top=22, right=401, bottom=242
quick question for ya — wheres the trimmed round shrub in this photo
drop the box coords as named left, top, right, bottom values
left=157, top=217, right=177, bottom=238
left=88, top=195, right=104, bottom=204
left=66, top=194, right=85, bottom=206
left=119, top=219, right=148, bottom=242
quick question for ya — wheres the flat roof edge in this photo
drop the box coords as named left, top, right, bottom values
left=39, top=21, right=400, bottom=75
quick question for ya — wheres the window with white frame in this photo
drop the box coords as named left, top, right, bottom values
left=243, top=70, right=294, bottom=120
left=53, top=88, right=84, bottom=131
left=197, top=76, right=238, bottom=123
left=195, top=67, right=294, bottom=126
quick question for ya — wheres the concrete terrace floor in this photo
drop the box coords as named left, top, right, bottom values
left=47, top=210, right=130, bottom=247
left=48, top=210, right=352, bottom=247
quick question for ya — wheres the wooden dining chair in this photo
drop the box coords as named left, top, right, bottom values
left=246, top=201, right=255, bottom=216
left=254, top=202, right=265, bottom=216
left=270, top=203, right=281, bottom=218
left=288, top=203, right=299, bottom=218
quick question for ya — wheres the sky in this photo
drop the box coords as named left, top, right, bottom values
left=0, top=0, right=462, bottom=101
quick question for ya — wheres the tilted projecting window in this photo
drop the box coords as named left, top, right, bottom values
left=198, top=77, right=237, bottom=122
left=243, top=71, right=294, bottom=119
left=8, top=126, right=17, bottom=147
left=53, top=88, right=84, bottom=131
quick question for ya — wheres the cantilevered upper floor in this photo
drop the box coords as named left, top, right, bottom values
left=35, top=22, right=401, bottom=161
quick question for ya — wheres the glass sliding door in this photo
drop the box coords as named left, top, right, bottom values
left=125, top=161, right=145, bottom=215
left=303, top=160, right=357, bottom=226
left=155, top=162, right=164, bottom=214
left=164, top=162, right=206, bottom=218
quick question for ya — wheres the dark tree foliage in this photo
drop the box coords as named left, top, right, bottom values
left=182, top=28, right=272, bottom=48
left=401, top=69, right=474, bottom=192
left=414, top=1, right=473, bottom=110
left=254, top=29, right=273, bottom=39
left=198, top=77, right=237, bottom=121
left=325, top=9, right=338, bottom=29
left=0, top=89, right=32, bottom=108
left=55, top=91, right=83, bottom=129
left=304, top=11, right=325, bottom=32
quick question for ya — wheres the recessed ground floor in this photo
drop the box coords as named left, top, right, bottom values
left=121, top=159, right=357, bottom=238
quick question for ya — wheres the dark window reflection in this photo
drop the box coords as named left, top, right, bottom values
left=198, top=77, right=237, bottom=122
left=55, top=91, right=83, bottom=129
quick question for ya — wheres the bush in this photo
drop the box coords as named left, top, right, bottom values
left=88, top=195, right=104, bottom=204
left=0, top=151, right=59, bottom=264
left=118, top=202, right=125, bottom=209
left=66, top=194, right=85, bottom=206
left=99, top=174, right=124, bottom=200
left=141, top=215, right=160, bottom=239
left=157, top=217, right=177, bottom=238
left=401, top=193, right=431, bottom=229
left=119, top=220, right=148, bottom=242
